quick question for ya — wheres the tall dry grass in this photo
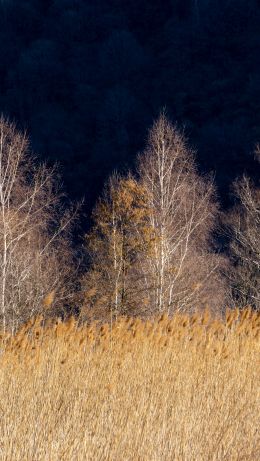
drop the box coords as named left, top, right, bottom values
left=0, top=308, right=259, bottom=460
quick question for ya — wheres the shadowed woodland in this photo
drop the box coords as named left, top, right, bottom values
left=0, top=0, right=259, bottom=211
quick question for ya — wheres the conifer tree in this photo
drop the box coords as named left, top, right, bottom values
left=83, top=175, right=155, bottom=319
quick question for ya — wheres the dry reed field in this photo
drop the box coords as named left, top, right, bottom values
left=0, top=308, right=259, bottom=461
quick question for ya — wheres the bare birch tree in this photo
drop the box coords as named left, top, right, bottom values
left=0, top=117, right=77, bottom=331
left=227, top=168, right=260, bottom=309
left=138, top=113, right=226, bottom=314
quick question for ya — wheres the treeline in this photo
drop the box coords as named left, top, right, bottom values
left=0, top=115, right=259, bottom=331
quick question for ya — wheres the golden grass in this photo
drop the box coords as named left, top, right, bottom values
left=0, top=308, right=259, bottom=460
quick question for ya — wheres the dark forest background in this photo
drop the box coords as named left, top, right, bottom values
left=0, top=0, right=259, bottom=216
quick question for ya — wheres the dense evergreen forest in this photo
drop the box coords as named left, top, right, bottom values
left=0, top=0, right=259, bottom=213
